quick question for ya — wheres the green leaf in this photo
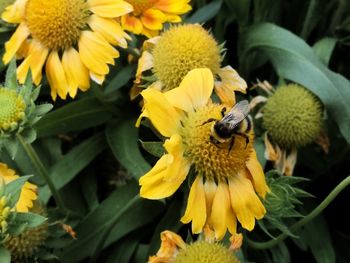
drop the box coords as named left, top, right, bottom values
left=186, top=0, right=223, bottom=23
left=59, top=181, right=164, bottom=262
left=106, top=234, right=142, bottom=263
left=294, top=213, right=336, bottom=263
left=7, top=212, right=47, bottom=235
left=40, top=133, right=107, bottom=202
left=313, top=37, right=337, bottom=65
left=11, top=212, right=47, bottom=228
left=224, top=0, right=250, bottom=25
left=0, top=246, right=10, bottom=263
left=5, top=59, right=17, bottom=89
left=241, top=23, right=350, bottom=144
left=104, top=64, right=136, bottom=94
left=5, top=175, right=32, bottom=208
left=140, top=140, right=164, bottom=158
left=106, top=119, right=151, bottom=179
left=35, top=97, right=114, bottom=137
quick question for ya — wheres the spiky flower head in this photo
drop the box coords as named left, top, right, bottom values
left=0, top=87, right=25, bottom=131
left=4, top=203, right=48, bottom=262
left=152, top=24, right=222, bottom=90
left=0, top=61, right=52, bottom=157
left=149, top=230, right=240, bottom=263
left=174, top=241, right=239, bottom=263
left=262, top=84, right=323, bottom=149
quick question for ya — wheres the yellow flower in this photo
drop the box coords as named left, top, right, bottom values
left=134, top=24, right=247, bottom=106
left=149, top=230, right=240, bottom=263
left=0, top=163, right=37, bottom=212
left=122, top=0, right=191, bottom=38
left=2, top=0, right=133, bottom=100
left=138, top=68, right=269, bottom=240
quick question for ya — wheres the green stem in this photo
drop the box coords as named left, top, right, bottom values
left=247, top=175, right=350, bottom=250
left=89, top=195, right=140, bottom=263
left=17, top=134, right=68, bottom=213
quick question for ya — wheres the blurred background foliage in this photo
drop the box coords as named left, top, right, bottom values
left=0, top=0, right=350, bottom=262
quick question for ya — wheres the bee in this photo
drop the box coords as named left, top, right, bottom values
left=200, top=100, right=252, bottom=152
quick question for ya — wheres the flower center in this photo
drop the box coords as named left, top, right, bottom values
left=152, top=24, right=222, bottom=90
left=262, top=84, right=323, bottom=149
left=0, top=88, right=25, bottom=130
left=25, top=0, right=89, bottom=50
left=180, top=104, right=253, bottom=181
left=125, top=0, right=156, bottom=16
left=174, top=241, right=239, bottom=263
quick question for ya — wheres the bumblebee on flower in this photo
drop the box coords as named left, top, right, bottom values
left=250, top=81, right=325, bottom=176
left=137, top=68, right=269, bottom=240
left=132, top=24, right=247, bottom=107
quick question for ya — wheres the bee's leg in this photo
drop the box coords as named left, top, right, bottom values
left=210, top=135, right=220, bottom=148
left=198, top=118, right=218, bottom=127
left=233, top=132, right=250, bottom=148
left=221, top=107, right=227, bottom=117
left=228, top=136, right=235, bottom=153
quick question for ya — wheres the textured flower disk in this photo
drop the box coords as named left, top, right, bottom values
left=262, top=84, right=323, bottom=149
left=122, top=0, right=191, bottom=37
left=149, top=231, right=239, bottom=263
left=138, top=68, right=269, bottom=240
left=0, top=88, right=25, bottom=131
left=0, top=163, right=37, bottom=212
left=2, top=0, right=133, bottom=100
left=135, top=24, right=247, bottom=106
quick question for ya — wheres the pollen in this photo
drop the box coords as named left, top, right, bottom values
left=152, top=24, right=222, bottom=90
left=0, top=88, right=25, bottom=131
left=125, top=0, right=156, bottom=15
left=180, top=104, right=253, bottom=181
left=174, top=241, right=239, bottom=263
left=262, top=84, right=323, bottom=149
left=25, top=0, right=89, bottom=50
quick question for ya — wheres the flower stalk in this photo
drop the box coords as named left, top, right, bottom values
left=247, top=175, right=350, bottom=249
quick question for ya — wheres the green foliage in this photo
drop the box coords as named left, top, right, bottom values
left=260, top=171, right=312, bottom=238
left=1, top=0, right=350, bottom=262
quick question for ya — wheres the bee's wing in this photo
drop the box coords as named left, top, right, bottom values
left=221, top=100, right=250, bottom=128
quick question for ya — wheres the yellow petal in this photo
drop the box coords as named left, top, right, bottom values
left=155, top=0, right=191, bottom=14
left=62, top=48, right=90, bottom=98
left=141, top=88, right=182, bottom=137
left=150, top=231, right=186, bottom=263
left=139, top=135, right=190, bottom=199
left=88, top=14, right=130, bottom=47
left=17, top=40, right=48, bottom=85
left=209, top=181, right=231, bottom=240
left=135, top=50, right=154, bottom=84
left=46, top=51, right=69, bottom=100
left=3, top=23, right=30, bottom=64
left=88, top=0, right=133, bottom=17
left=246, top=151, right=270, bottom=198
left=141, top=9, right=166, bottom=30
left=228, top=175, right=266, bottom=231
left=79, top=31, right=119, bottom=75
left=121, top=14, right=143, bottom=34
left=164, top=68, right=214, bottom=113
left=90, top=71, right=105, bottom=85
left=284, top=148, right=298, bottom=176
left=215, top=66, right=247, bottom=107
left=203, top=180, right=217, bottom=217
left=1, top=0, right=27, bottom=23
left=181, top=176, right=206, bottom=234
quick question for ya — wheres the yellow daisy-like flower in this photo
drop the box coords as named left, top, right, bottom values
left=138, top=68, right=269, bottom=240
left=122, top=0, right=191, bottom=38
left=0, top=163, right=37, bottom=212
left=134, top=24, right=247, bottom=106
left=2, top=0, right=133, bottom=100
left=149, top=230, right=241, bottom=263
